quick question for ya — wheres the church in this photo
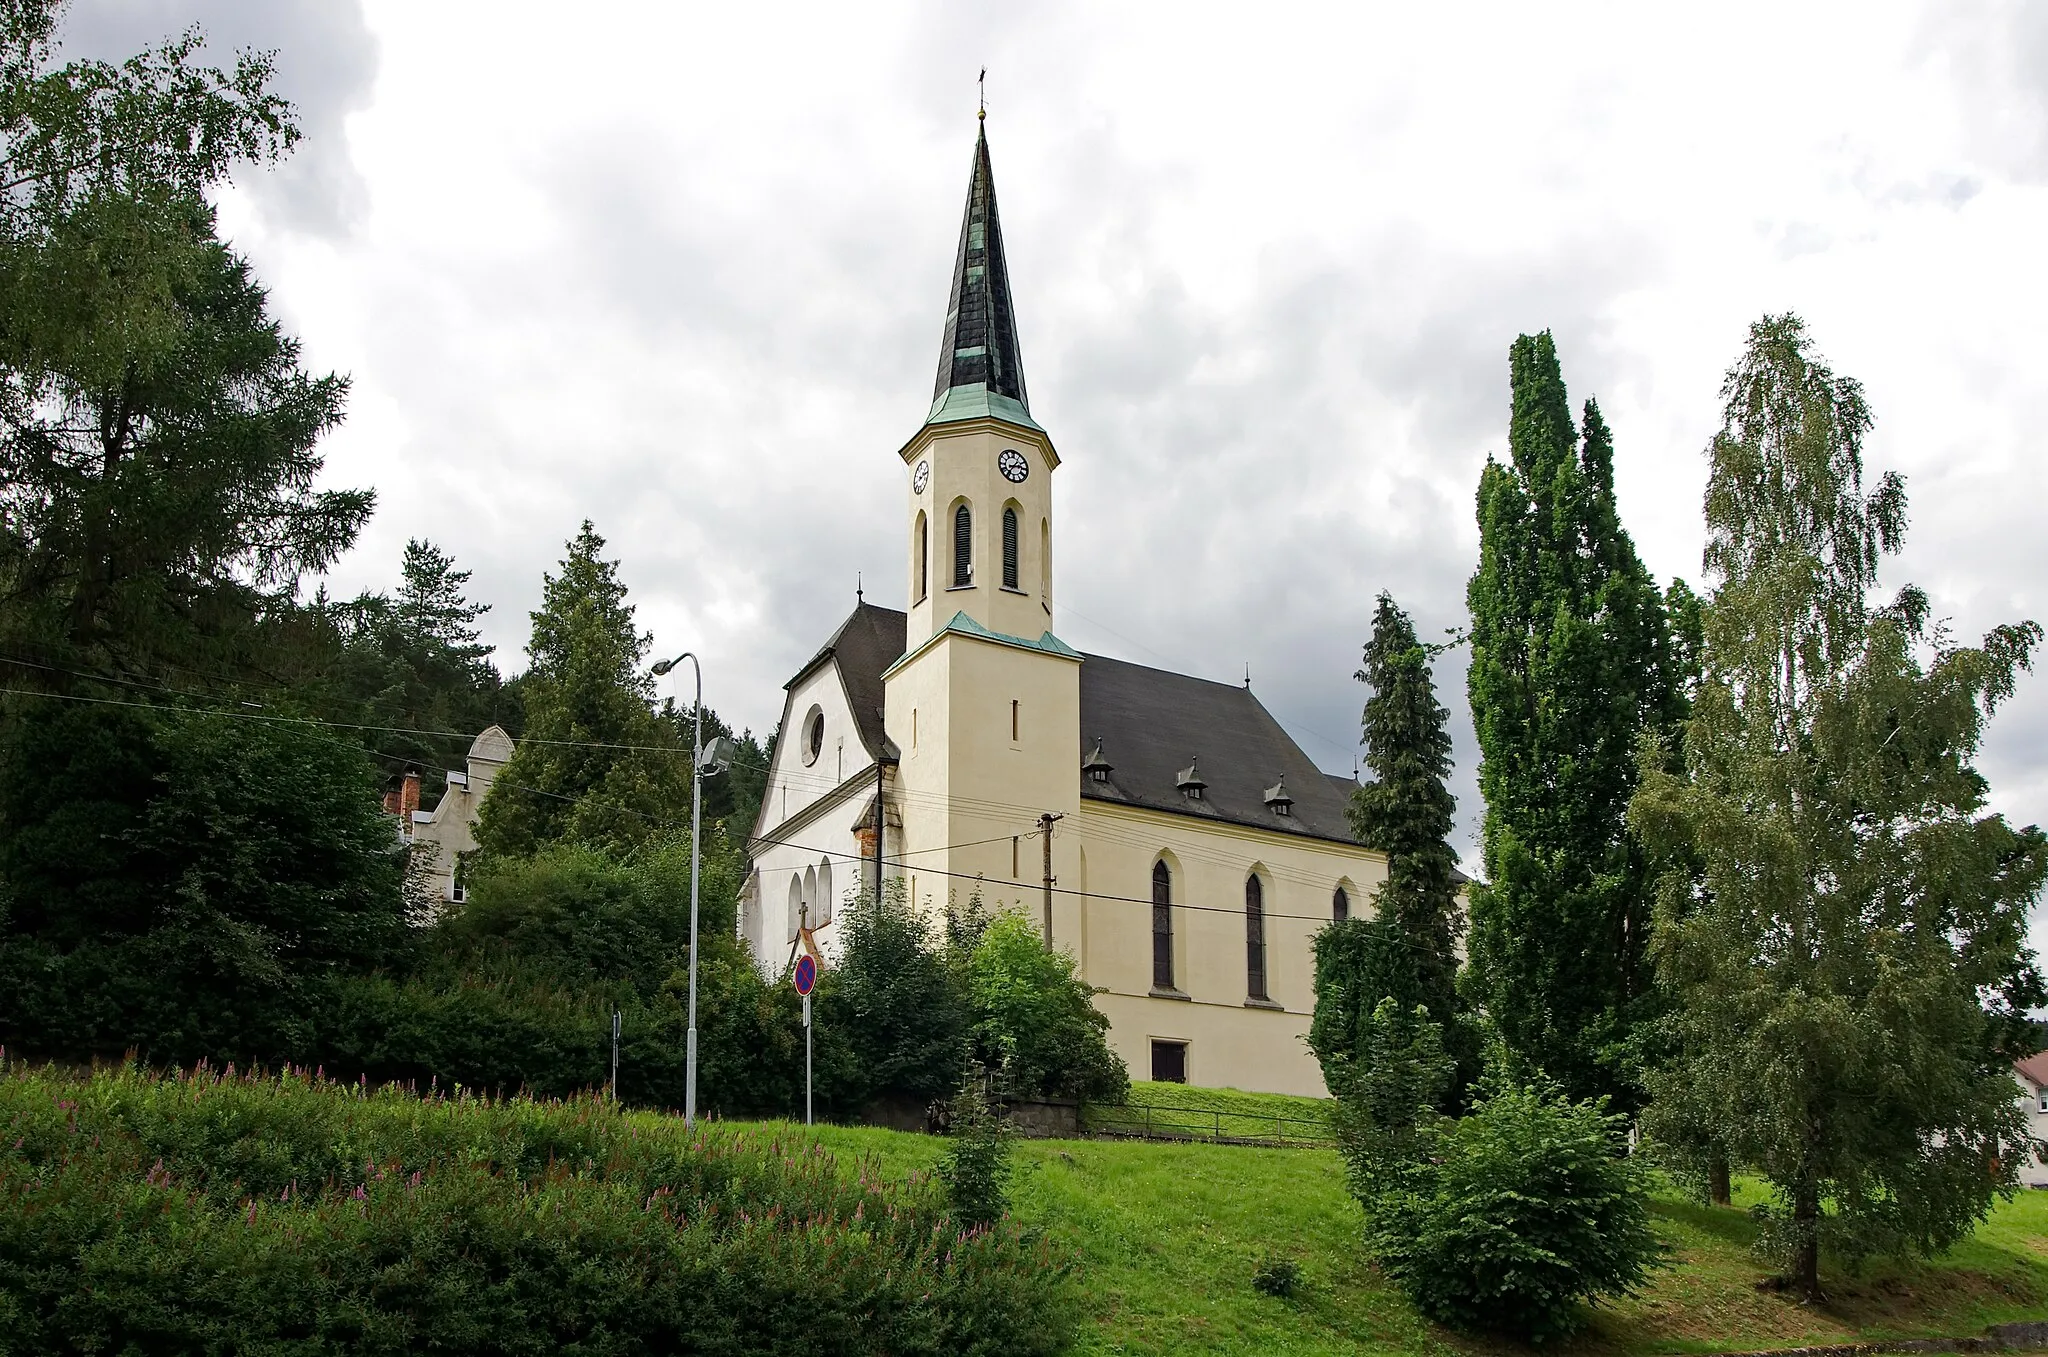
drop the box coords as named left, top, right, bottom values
left=740, top=119, right=1393, bottom=1099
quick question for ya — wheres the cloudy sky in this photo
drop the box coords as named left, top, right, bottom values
left=59, top=2, right=2048, bottom=909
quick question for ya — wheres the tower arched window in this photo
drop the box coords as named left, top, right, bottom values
left=1246, top=874, right=1269, bottom=1000
left=1002, top=506, right=1020, bottom=589
left=1152, top=860, right=1175, bottom=991
left=953, top=503, right=973, bottom=587
left=1332, top=885, right=1350, bottom=922
left=915, top=510, right=928, bottom=602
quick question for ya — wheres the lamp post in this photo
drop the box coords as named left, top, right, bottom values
left=651, top=651, right=730, bottom=1130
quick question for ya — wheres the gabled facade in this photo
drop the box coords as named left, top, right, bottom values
left=744, top=118, right=1396, bottom=1097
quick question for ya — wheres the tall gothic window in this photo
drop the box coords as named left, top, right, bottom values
left=1152, top=860, right=1174, bottom=990
left=1002, top=506, right=1020, bottom=589
left=1245, top=874, right=1268, bottom=1000
left=953, top=504, right=972, bottom=586
left=915, top=510, right=928, bottom=601
left=1332, top=884, right=1349, bottom=922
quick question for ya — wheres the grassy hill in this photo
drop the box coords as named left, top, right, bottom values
left=793, top=1099, right=2048, bottom=1357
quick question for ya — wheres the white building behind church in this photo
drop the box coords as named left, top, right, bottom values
left=742, top=119, right=1401, bottom=1098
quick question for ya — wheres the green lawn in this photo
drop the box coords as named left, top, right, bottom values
left=1082, top=1080, right=1337, bottom=1145
left=773, top=1113, right=2048, bottom=1357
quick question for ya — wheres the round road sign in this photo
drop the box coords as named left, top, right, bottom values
left=793, top=953, right=817, bottom=997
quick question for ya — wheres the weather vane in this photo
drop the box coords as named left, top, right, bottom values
left=978, top=68, right=986, bottom=120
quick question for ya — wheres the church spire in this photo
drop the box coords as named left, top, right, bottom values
left=928, top=120, right=1035, bottom=429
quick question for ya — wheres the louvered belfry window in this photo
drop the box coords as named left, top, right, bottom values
left=953, top=504, right=972, bottom=586
left=1001, top=507, right=1020, bottom=589
left=1152, top=861, right=1174, bottom=990
left=1246, top=875, right=1269, bottom=1000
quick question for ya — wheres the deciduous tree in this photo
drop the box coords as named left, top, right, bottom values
left=1631, top=314, right=2046, bottom=1300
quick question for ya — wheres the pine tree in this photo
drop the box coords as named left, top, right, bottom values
left=1465, top=331, right=1686, bottom=1106
left=474, top=523, right=688, bottom=858
left=1311, top=593, right=1466, bottom=1100
left=1631, top=314, right=2046, bottom=1300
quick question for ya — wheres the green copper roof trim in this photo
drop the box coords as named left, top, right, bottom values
left=881, top=610, right=1082, bottom=680
left=924, top=385, right=1043, bottom=432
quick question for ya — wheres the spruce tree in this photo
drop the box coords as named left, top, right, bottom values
left=1631, top=314, right=2046, bottom=1300
left=1465, top=332, right=1685, bottom=1106
left=1311, top=593, right=1466, bottom=1100
left=474, top=522, right=688, bottom=858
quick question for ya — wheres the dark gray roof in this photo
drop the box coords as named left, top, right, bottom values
left=931, top=122, right=1028, bottom=414
left=1076, top=654, right=1362, bottom=844
left=786, top=601, right=906, bottom=762
left=796, top=604, right=1366, bottom=846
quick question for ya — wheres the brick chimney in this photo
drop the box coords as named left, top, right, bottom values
left=398, top=770, right=421, bottom=835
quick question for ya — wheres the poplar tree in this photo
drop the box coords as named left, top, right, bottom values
left=474, top=523, right=688, bottom=858
left=1631, top=314, right=2046, bottom=1300
left=1465, top=332, right=1686, bottom=1105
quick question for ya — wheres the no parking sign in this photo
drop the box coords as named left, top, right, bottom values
left=793, top=953, right=816, bottom=997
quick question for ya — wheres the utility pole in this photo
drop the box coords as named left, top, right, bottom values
left=1039, top=812, right=1063, bottom=943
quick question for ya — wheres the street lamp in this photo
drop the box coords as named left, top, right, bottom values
left=651, top=650, right=731, bottom=1130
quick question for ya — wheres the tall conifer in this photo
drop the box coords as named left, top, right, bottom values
left=1465, top=332, right=1685, bottom=1105
left=1312, top=594, right=1465, bottom=1099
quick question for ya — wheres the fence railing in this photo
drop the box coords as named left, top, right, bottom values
left=1079, top=1099, right=1336, bottom=1148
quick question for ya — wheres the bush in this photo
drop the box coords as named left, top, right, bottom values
left=938, top=1076, right=1017, bottom=1230
left=967, top=912, right=1128, bottom=1103
left=1251, top=1256, right=1302, bottom=1299
left=1357, top=1072, right=1663, bottom=1342
left=0, top=702, right=406, bottom=1068
left=0, top=1060, right=1074, bottom=1356
left=820, top=880, right=970, bottom=1113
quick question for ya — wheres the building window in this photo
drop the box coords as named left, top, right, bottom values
left=1002, top=506, right=1020, bottom=589
left=1246, top=874, right=1268, bottom=1000
left=801, top=705, right=825, bottom=766
left=953, top=504, right=973, bottom=586
left=1152, top=860, right=1175, bottom=991
left=1040, top=518, right=1050, bottom=601
left=1011, top=698, right=1019, bottom=741
left=915, top=510, right=928, bottom=602
left=1151, top=1039, right=1188, bottom=1084
left=1332, top=885, right=1349, bottom=921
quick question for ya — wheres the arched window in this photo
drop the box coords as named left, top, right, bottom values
left=1002, top=506, right=1020, bottom=589
left=786, top=875, right=804, bottom=942
left=1332, top=885, right=1350, bottom=922
left=1152, top=860, right=1175, bottom=991
left=1246, top=874, right=1268, bottom=1000
left=953, top=503, right=973, bottom=586
left=1040, top=518, right=1050, bottom=600
left=817, top=858, right=834, bottom=926
left=914, top=510, right=928, bottom=602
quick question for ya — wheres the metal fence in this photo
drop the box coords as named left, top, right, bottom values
left=1079, top=1099, right=1336, bottom=1148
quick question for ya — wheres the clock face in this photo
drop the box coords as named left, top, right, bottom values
left=911, top=460, right=930, bottom=493
left=997, top=448, right=1030, bottom=483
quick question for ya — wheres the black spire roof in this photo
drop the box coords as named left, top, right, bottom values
left=928, top=120, right=1035, bottom=429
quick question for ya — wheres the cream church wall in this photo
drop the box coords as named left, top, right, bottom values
left=1073, top=799, right=1388, bottom=1098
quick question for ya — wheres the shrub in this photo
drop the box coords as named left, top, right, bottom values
left=938, top=1076, right=1017, bottom=1230
left=1251, top=1256, right=1302, bottom=1299
left=821, top=880, right=970, bottom=1112
left=1358, top=1072, right=1663, bottom=1342
left=0, top=1060, right=1074, bottom=1356
left=967, top=911, right=1128, bottom=1103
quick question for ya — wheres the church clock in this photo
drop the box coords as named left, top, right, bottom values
left=912, top=459, right=930, bottom=493
left=997, top=448, right=1030, bottom=483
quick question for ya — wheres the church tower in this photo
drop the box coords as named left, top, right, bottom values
left=882, top=117, right=1082, bottom=938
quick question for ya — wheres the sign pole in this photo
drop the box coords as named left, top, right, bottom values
left=792, top=950, right=817, bottom=1128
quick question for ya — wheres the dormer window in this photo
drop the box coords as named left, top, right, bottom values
left=1082, top=739, right=1113, bottom=784
left=1177, top=758, right=1207, bottom=801
left=1263, top=777, right=1293, bottom=816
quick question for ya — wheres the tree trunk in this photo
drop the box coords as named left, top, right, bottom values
left=1709, top=1153, right=1731, bottom=1207
left=1791, top=1177, right=1822, bottom=1302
